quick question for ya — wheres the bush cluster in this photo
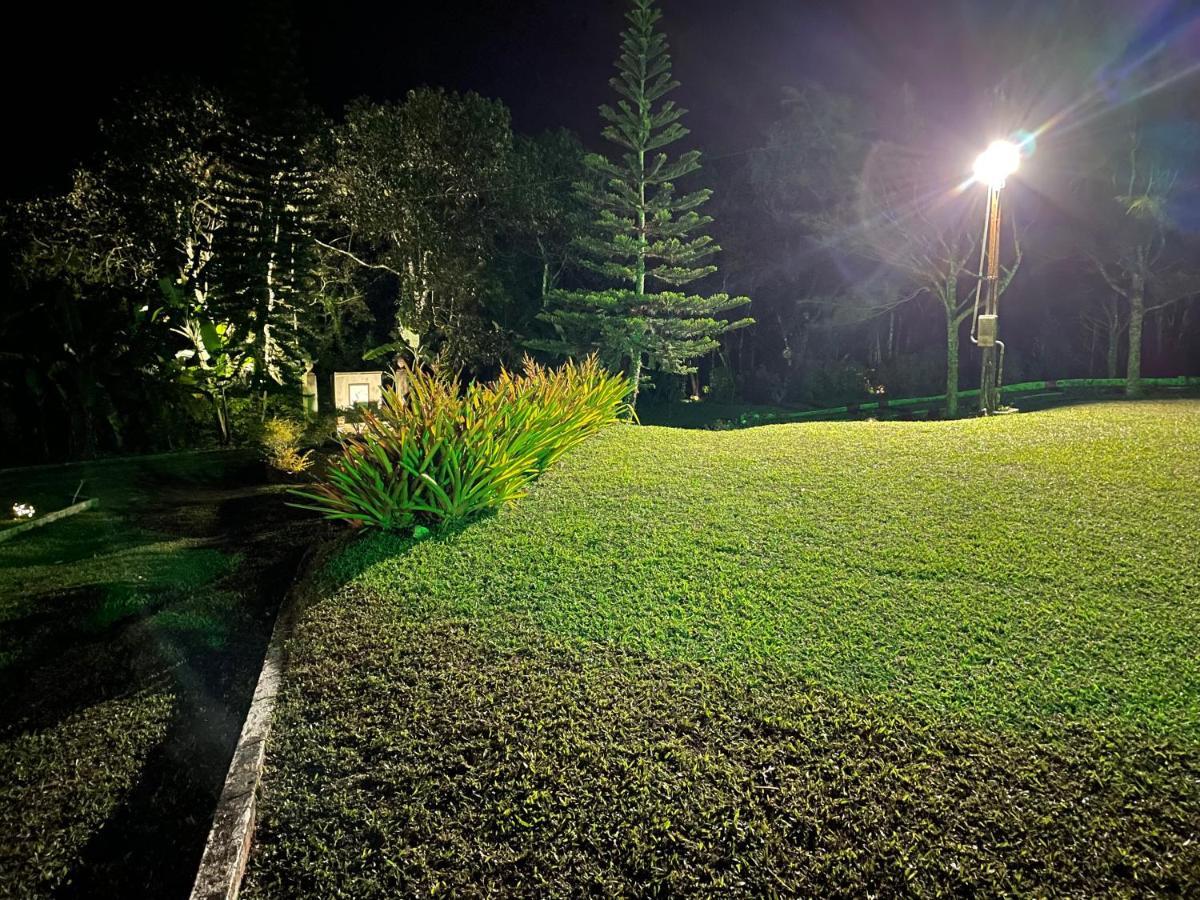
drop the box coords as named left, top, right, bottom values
left=260, top=417, right=314, bottom=475
left=292, top=357, right=631, bottom=530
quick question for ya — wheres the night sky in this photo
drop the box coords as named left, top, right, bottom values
left=4, top=0, right=1197, bottom=201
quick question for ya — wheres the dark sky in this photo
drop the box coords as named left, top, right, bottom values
left=3, top=0, right=1197, bottom=200
left=287, top=0, right=974, bottom=143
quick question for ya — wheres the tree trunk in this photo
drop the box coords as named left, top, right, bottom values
left=1106, top=321, right=1120, bottom=379
left=945, top=313, right=960, bottom=418
left=1126, top=277, right=1145, bottom=397
left=628, top=351, right=643, bottom=412
left=537, top=238, right=552, bottom=299
left=260, top=218, right=282, bottom=384
left=214, top=390, right=230, bottom=445
left=631, top=102, right=646, bottom=420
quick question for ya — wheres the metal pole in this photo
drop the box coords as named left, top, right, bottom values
left=977, top=185, right=1003, bottom=415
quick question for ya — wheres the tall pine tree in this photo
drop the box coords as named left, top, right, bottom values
left=537, top=0, right=750, bottom=407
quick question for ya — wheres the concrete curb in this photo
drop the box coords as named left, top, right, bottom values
left=189, top=539, right=332, bottom=900
left=0, top=498, right=98, bottom=544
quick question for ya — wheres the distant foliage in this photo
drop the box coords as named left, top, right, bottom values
left=791, top=358, right=873, bottom=408
left=707, top=365, right=737, bottom=403
left=292, top=357, right=631, bottom=530
left=260, top=417, right=314, bottom=475
left=873, top=352, right=943, bottom=399
left=324, top=89, right=540, bottom=372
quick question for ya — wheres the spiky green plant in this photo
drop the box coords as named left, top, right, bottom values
left=291, top=357, right=632, bottom=530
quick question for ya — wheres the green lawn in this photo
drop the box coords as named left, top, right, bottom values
left=244, top=401, right=1200, bottom=896
left=0, top=452, right=317, bottom=897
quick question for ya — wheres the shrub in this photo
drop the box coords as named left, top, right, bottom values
left=229, top=392, right=305, bottom=446
left=790, top=358, right=872, bottom=407
left=649, top=372, right=689, bottom=404
left=707, top=365, right=738, bottom=402
left=261, top=417, right=314, bottom=475
left=874, top=352, right=942, bottom=398
left=743, top=364, right=787, bottom=405
left=291, top=357, right=632, bottom=530
left=303, top=413, right=340, bottom=447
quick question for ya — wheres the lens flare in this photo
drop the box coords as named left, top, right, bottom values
left=973, top=140, right=1021, bottom=188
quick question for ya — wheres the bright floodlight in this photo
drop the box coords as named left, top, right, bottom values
left=973, top=140, right=1020, bottom=188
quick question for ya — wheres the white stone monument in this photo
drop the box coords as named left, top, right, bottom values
left=333, top=371, right=384, bottom=409
left=332, top=371, right=384, bottom=433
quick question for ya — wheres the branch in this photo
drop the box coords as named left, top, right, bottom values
left=312, top=237, right=402, bottom=278
left=997, top=216, right=1023, bottom=296
left=1089, top=254, right=1130, bottom=298
left=1145, top=290, right=1200, bottom=313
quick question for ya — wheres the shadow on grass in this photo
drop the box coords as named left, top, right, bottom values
left=308, top=514, right=489, bottom=610
left=0, top=452, right=326, bottom=898
left=0, top=584, right=190, bottom=738
left=58, top=545, right=309, bottom=900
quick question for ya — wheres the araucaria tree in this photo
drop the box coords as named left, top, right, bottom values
left=538, top=0, right=750, bottom=407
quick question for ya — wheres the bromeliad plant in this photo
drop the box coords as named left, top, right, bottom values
left=291, top=356, right=633, bottom=530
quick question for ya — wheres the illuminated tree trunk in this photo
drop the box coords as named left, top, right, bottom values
left=215, top=388, right=230, bottom=445
left=1106, top=321, right=1120, bottom=379
left=945, top=313, right=960, bottom=418
left=1126, top=275, right=1145, bottom=398
left=258, top=217, right=281, bottom=402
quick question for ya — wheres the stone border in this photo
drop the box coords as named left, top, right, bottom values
left=0, top=498, right=98, bottom=544
left=189, top=538, right=335, bottom=900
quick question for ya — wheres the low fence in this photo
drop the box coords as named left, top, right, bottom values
left=737, top=376, right=1200, bottom=426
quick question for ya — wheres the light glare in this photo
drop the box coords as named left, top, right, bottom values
left=973, top=140, right=1020, bottom=188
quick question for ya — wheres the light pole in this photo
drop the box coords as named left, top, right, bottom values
left=970, top=140, right=1020, bottom=416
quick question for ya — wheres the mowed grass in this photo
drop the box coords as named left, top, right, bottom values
left=244, top=401, right=1200, bottom=896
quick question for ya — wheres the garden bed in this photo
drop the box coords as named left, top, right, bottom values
left=244, top=400, right=1200, bottom=896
